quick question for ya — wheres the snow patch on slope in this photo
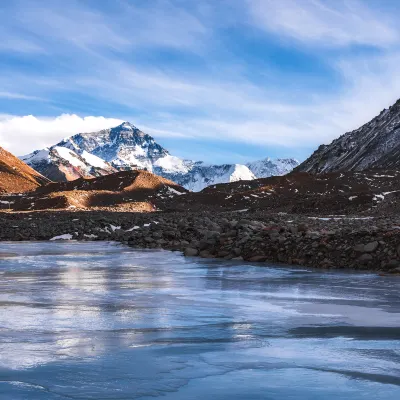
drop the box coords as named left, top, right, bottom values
left=80, top=151, right=110, bottom=169
left=53, top=147, right=86, bottom=168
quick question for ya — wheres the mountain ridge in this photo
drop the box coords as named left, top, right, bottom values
left=21, top=122, right=299, bottom=191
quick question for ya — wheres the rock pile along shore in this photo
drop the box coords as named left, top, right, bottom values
left=1, top=210, right=400, bottom=273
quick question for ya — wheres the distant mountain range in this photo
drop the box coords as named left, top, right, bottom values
left=296, top=98, right=400, bottom=173
left=21, top=122, right=299, bottom=191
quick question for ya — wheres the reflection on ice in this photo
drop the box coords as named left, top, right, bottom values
left=0, top=241, right=399, bottom=399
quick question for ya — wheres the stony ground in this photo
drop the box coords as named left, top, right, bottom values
left=1, top=210, right=400, bottom=274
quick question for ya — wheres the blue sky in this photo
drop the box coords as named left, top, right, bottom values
left=1, top=0, right=400, bottom=163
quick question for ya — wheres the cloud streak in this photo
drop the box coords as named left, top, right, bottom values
left=0, top=92, right=44, bottom=101
left=248, top=0, right=398, bottom=47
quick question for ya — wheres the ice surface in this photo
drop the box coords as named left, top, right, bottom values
left=0, top=242, right=399, bottom=399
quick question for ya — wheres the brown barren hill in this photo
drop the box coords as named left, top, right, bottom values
left=0, top=146, right=51, bottom=193
left=8, top=169, right=187, bottom=211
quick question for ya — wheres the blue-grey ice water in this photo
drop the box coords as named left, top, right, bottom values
left=0, top=241, right=399, bottom=399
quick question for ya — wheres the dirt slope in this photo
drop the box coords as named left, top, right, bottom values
left=0, top=146, right=50, bottom=194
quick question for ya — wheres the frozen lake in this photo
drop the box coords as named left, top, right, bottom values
left=0, top=241, right=399, bottom=399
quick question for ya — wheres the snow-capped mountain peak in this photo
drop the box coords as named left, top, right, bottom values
left=54, top=121, right=169, bottom=171
left=120, top=121, right=135, bottom=131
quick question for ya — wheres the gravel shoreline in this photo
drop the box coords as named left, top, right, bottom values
left=1, top=210, right=400, bottom=273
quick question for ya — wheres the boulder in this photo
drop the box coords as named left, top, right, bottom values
left=364, top=241, right=379, bottom=253
left=354, top=244, right=365, bottom=252
left=385, top=259, right=399, bottom=269
left=184, top=247, right=198, bottom=257
left=199, top=250, right=211, bottom=258
left=248, top=255, right=267, bottom=262
left=297, top=224, right=308, bottom=232
left=358, top=253, right=373, bottom=264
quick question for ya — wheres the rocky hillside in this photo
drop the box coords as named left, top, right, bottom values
left=296, top=98, right=400, bottom=173
left=3, top=169, right=187, bottom=211
left=20, top=122, right=298, bottom=190
left=0, top=146, right=50, bottom=193
left=164, top=169, right=400, bottom=215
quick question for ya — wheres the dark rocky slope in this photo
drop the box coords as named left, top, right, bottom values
left=296, top=99, right=400, bottom=173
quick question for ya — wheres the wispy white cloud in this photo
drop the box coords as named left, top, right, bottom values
left=3, top=0, right=209, bottom=56
left=248, top=0, right=398, bottom=47
left=72, top=61, right=301, bottom=114
left=125, top=51, right=400, bottom=150
left=0, top=36, right=44, bottom=54
left=0, top=92, right=44, bottom=100
left=0, top=114, right=124, bottom=155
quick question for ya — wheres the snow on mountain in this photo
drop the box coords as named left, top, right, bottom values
left=247, top=157, right=299, bottom=178
left=80, top=151, right=111, bottom=169
left=20, top=121, right=298, bottom=190
left=52, top=146, right=87, bottom=168
left=57, top=122, right=168, bottom=171
left=296, top=98, right=400, bottom=174
left=153, top=154, right=194, bottom=174
left=157, top=163, right=256, bottom=192
left=21, top=146, right=116, bottom=182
